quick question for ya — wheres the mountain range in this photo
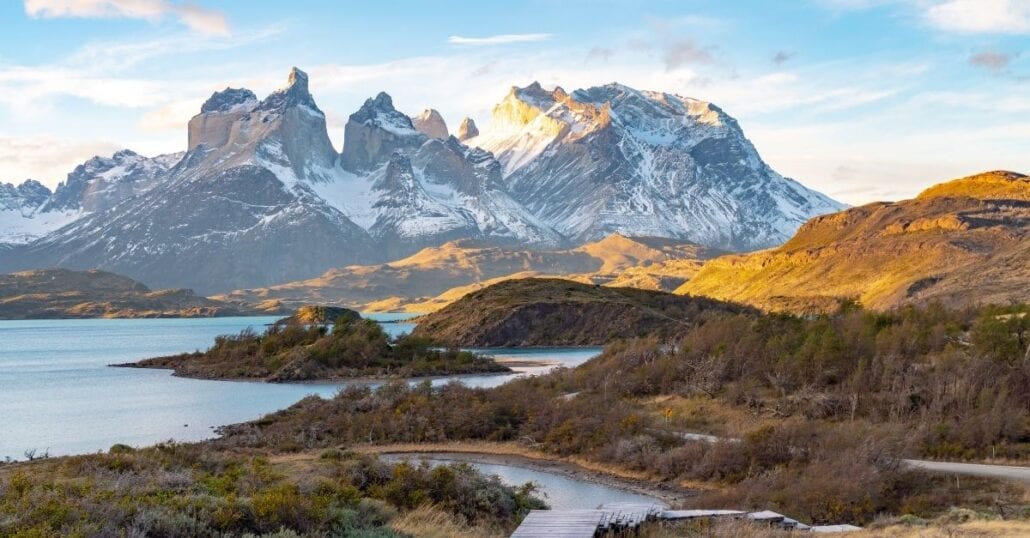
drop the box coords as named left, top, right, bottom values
left=0, top=68, right=842, bottom=293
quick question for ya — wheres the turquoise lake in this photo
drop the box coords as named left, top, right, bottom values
left=0, top=315, right=600, bottom=460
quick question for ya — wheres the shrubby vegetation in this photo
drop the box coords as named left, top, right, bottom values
left=0, top=443, right=543, bottom=536
left=578, top=302, right=1030, bottom=459
left=215, top=302, right=1030, bottom=524
left=128, top=312, right=508, bottom=381
left=7, top=301, right=1027, bottom=533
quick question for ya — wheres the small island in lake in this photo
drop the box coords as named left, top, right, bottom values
left=116, top=306, right=510, bottom=382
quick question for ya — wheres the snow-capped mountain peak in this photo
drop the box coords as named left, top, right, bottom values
left=258, top=66, right=321, bottom=115
left=467, top=81, right=845, bottom=250
left=185, top=68, right=338, bottom=185
left=466, top=81, right=608, bottom=175
left=1, top=148, right=183, bottom=244
left=0, top=179, right=55, bottom=244
left=200, top=88, right=257, bottom=114
left=340, top=92, right=423, bottom=173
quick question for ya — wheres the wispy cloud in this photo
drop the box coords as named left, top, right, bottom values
left=67, top=23, right=284, bottom=72
left=0, top=65, right=167, bottom=108
left=447, top=33, right=552, bottom=45
left=662, top=38, right=716, bottom=70
left=0, top=22, right=283, bottom=117
left=924, top=0, right=1030, bottom=34
left=815, top=0, right=1030, bottom=35
left=23, top=0, right=230, bottom=36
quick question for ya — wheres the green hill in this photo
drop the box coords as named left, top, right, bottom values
left=411, top=278, right=753, bottom=347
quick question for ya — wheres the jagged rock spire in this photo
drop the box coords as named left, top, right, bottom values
left=287, top=67, right=308, bottom=93
left=456, top=117, right=479, bottom=141
left=257, top=67, right=320, bottom=114
left=412, top=108, right=449, bottom=139
left=340, top=91, right=423, bottom=173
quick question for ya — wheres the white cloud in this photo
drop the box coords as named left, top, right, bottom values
left=0, top=135, right=120, bottom=186
left=447, top=33, right=552, bottom=45
left=24, top=0, right=230, bottom=36
left=139, top=98, right=203, bottom=131
left=924, top=0, right=1030, bottom=34
left=0, top=22, right=283, bottom=118
left=67, top=24, right=283, bottom=72
left=0, top=66, right=167, bottom=108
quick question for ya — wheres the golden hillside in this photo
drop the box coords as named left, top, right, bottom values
left=678, top=171, right=1029, bottom=312
left=214, top=235, right=720, bottom=312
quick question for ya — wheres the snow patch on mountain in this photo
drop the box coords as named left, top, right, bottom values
left=467, top=81, right=845, bottom=250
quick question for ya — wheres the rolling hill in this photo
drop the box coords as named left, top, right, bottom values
left=0, top=269, right=269, bottom=319
left=411, top=278, right=753, bottom=346
left=213, top=234, right=722, bottom=312
left=677, top=171, right=1029, bottom=312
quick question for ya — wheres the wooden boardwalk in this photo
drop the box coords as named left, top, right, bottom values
left=509, top=509, right=606, bottom=538
left=510, top=505, right=862, bottom=536
left=510, top=503, right=663, bottom=537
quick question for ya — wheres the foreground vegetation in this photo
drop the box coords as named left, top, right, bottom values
left=0, top=443, right=543, bottom=537
left=4, top=300, right=1028, bottom=535
left=217, top=302, right=1030, bottom=525
left=122, top=308, right=509, bottom=381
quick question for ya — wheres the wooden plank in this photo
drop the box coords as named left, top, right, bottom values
left=510, top=510, right=605, bottom=538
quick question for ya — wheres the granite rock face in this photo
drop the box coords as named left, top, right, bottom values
left=411, top=108, right=449, bottom=139
left=456, top=117, right=479, bottom=141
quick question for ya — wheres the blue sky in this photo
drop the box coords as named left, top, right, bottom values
left=1, top=0, right=1028, bottom=203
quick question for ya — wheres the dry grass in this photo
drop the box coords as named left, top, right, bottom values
left=858, top=520, right=1030, bottom=537
left=917, top=170, right=1028, bottom=201
left=642, top=394, right=793, bottom=437
left=388, top=504, right=505, bottom=538
left=635, top=518, right=1030, bottom=537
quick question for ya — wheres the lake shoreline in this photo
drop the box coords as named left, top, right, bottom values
left=1, top=316, right=600, bottom=460
left=108, top=356, right=563, bottom=385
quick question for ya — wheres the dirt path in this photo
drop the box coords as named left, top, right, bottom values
left=904, top=459, right=1030, bottom=484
